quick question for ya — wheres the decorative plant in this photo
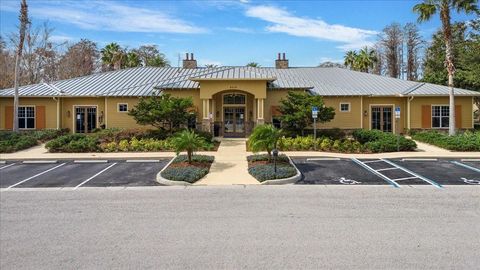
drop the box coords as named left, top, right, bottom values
left=171, top=129, right=206, bottom=163
left=248, top=124, right=283, bottom=161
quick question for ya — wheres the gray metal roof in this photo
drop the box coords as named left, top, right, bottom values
left=1, top=66, right=479, bottom=97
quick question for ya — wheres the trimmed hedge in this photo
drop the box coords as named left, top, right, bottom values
left=352, top=129, right=417, bottom=153
left=45, top=134, right=98, bottom=152
left=160, top=154, right=215, bottom=183
left=411, top=130, right=480, bottom=151
left=0, top=129, right=67, bottom=153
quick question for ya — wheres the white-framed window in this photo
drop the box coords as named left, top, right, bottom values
left=432, top=105, right=449, bottom=128
left=339, top=102, right=350, bottom=112
left=223, top=94, right=246, bottom=105
left=18, top=106, right=35, bottom=129
left=118, top=103, right=128, bottom=112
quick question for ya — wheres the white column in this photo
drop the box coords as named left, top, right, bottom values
left=256, top=98, right=265, bottom=124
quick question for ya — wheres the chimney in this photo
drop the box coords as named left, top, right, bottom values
left=183, top=52, right=197, bottom=69
left=275, top=52, right=289, bottom=69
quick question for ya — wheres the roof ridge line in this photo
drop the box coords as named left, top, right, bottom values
left=402, top=82, right=425, bottom=95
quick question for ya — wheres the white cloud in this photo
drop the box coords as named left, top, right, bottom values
left=6, top=1, right=206, bottom=34
left=225, top=27, right=255, bottom=33
left=245, top=5, right=377, bottom=50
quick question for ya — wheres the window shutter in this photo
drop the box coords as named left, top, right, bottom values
left=421, top=105, right=431, bottom=128
left=455, top=105, right=462, bottom=129
left=5, top=106, right=13, bottom=130
left=36, top=106, right=46, bottom=129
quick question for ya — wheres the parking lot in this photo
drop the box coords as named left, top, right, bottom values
left=293, top=157, right=480, bottom=187
left=0, top=159, right=168, bottom=189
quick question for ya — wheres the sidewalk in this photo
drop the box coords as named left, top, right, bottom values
left=196, top=139, right=260, bottom=185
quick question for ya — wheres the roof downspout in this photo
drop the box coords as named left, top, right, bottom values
left=104, top=97, right=108, bottom=129
left=407, top=96, right=414, bottom=130
left=360, top=96, right=364, bottom=129
left=53, top=97, right=60, bottom=130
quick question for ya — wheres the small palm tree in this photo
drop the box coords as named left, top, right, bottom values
left=344, top=50, right=358, bottom=70
left=172, top=129, right=206, bottom=164
left=124, top=51, right=141, bottom=68
left=246, top=62, right=260, bottom=67
left=413, top=0, right=478, bottom=135
left=248, top=124, right=283, bottom=161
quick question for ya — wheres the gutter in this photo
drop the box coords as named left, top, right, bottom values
left=407, top=96, right=414, bottom=130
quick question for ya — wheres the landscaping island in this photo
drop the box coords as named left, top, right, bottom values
left=159, top=154, right=214, bottom=185
left=247, top=154, right=300, bottom=184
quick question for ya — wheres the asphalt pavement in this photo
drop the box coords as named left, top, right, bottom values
left=1, top=186, right=479, bottom=269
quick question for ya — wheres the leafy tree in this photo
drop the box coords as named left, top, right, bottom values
left=101, top=42, right=124, bottom=71
left=248, top=124, right=283, bottom=161
left=133, top=45, right=169, bottom=67
left=58, top=39, right=98, bottom=80
left=246, top=62, right=260, bottom=67
left=128, top=94, right=194, bottom=133
left=379, top=22, right=403, bottom=78
left=413, top=0, right=479, bottom=135
left=278, top=91, right=335, bottom=136
left=172, top=129, right=206, bottom=163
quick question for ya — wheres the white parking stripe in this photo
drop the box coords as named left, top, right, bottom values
left=306, top=158, right=340, bottom=161
left=6, top=163, right=66, bottom=189
left=362, top=160, right=384, bottom=164
left=351, top=158, right=400, bottom=188
left=376, top=167, right=398, bottom=172
left=23, top=160, right=57, bottom=164
left=381, top=159, right=442, bottom=189
left=0, top=163, right=16, bottom=170
left=451, top=161, right=480, bottom=173
left=73, top=163, right=117, bottom=189
left=126, top=159, right=160, bottom=163
left=74, top=160, right=108, bottom=163
left=460, top=159, right=480, bottom=162
left=0, top=161, right=6, bottom=164
left=392, top=176, right=418, bottom=181
left=401, top=158, right=437, bottom=162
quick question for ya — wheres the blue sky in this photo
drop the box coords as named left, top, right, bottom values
left=0, top=0, right=476, bottom=67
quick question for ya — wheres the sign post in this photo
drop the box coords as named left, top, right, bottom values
left=312, top=107, right=318, bottom=150
left=395, top=106, right=401, bottom=152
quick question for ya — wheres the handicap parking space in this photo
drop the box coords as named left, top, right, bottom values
left=356, top=159, right=429, bottom=186
left=0, top=159, right=169, bottom=189
left=0, top=163, right=60, bottom=188
left=83, top=160, right=168, bottom=187
left=389, top=159, right=480, bottom=186
left=292, top=158, right=390, bottom=185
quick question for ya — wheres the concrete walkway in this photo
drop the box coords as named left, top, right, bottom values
left=196, top=139, right=260, bottom=185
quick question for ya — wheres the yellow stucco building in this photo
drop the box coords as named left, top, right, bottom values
left=1, top=53, right=478, bottom=137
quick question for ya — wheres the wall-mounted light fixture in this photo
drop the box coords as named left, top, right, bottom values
left=99, top=111, right=104, bottom=123
left=67, top=110, right=71, bottom=118
left=364, top=110, right=368, bottom=117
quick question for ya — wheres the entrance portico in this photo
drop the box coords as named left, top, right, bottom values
left=191, top=75, right=273, bottom=137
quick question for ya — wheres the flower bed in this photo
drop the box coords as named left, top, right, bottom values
left=45, top=128, right=218, bottom=153
left=0, top=129, right=68, bottom=153
left=275, top=129, right=416, bottom=153
left=160, top=155, right=214, bottom=184
left=247, top=154, right=298, bottom=182
left=411, top=130, right=480, bottom=151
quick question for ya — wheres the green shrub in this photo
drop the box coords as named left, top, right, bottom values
left=173, top=154, right=214, bottom=163
left=412, top=130, right=480, bottom=151
left=45, top=134, right=98, bottom=152
left=248, top=163, right=297, bottom=182
left=161, top=167, right=209, bottom=183
left=193, top=130, right=214, bottom=143
left=352, top=129, right=385, bottom=144
left=247, top=154, right=289, bottom=163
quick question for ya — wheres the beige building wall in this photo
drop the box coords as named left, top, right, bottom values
left=410, top=96, right=473, bottom=129
left=361, top=96, right=408, bottom=133
left=105, top=97, right=142, bottom=129
left=321, top=96, right=363, bottom=129
left=264, top=89, right=303, bottom=122
left=0, top=97, right=58, bottom=130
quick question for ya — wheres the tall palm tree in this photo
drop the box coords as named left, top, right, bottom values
left=344, top=50, right=358, bottom=70
left=357, top=47, right=377, bottom=73
left=101, top=43, right=124, bottom=71
left=13, top=0, right=29, bottom=132
left=413, top=0, right=478, bottom=135
left=124, top=51, right=141, bottom=68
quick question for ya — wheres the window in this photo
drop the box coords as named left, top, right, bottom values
left=340, top=103, right=350, bottom=112
left=18, top=106, right=35, bottom=129
left=432, top=105, right=449, bottom=128
left=272, top=117, right=282, bottom=129
left=118, top=103, right=128, bottom=112
left=223, top=94, right=245, bottom=105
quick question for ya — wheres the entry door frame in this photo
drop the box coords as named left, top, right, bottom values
left=223, top=106, right=246, bottom=137
left=369, top=104, right=395, bottom=133
left=73, top=105, right=98, bottom=133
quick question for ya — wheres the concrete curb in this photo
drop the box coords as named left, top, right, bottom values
left=260, top=155, right=302, bottom=185
left=155, top=157, right=192, bottom=186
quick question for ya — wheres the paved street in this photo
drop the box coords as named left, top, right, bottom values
left=1, top=186, right=479, bottom=269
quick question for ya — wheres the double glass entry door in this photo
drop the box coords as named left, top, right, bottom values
left=371, top=106, right=393, bottom=133
left=75, top=106, right=97, bottom=133
left=224, top=107, right=245, bottom=136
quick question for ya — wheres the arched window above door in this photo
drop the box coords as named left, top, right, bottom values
left=223, top=94, right=246, bottom=105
